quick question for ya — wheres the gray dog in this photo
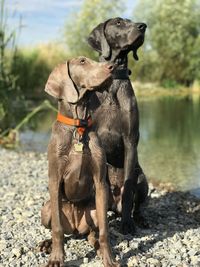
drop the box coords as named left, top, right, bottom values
left=88, top=17, right=148, bottom=234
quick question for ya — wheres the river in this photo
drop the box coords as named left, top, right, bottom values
left=19, top=94, right=200, bottom=196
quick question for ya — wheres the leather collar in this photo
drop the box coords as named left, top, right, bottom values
left=57, top=112, right=92, bottom=136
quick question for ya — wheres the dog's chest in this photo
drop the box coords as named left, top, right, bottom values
left=62, top=144, right=94, bottom=202
left=94, top=103, right=123, bottom=137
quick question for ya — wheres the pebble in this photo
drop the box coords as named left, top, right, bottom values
left=0, top=148, right=200, bottom=267
left=83, top=257, right=89, bottom=264
left=146, top=258, right=161, bottom=266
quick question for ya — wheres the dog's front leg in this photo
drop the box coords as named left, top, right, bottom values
left=90, top=136, right=119, bottom=267
left=95, top=178, right=120, bottom=267
left=121, top=137, right=138, bottom=235
left=47, top=163, right=64, bottom=267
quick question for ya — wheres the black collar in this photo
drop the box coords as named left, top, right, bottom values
left=112, top=68, right=131, bottom=80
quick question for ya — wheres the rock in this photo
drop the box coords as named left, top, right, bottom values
left=146, top=258, right=161, bottom=267
left=12, top=247, right=22, bottom=259
left=128, top=256, right=139, bottom=266
left=188, top=248, right=197, bottom=257
left=190, top=255, right=200, bottom=266
left=83, top=257, right=89, bottom=264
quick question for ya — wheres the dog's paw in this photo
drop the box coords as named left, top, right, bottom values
left=102, top=254, right=121, bottom=267
left=46, top=260, right=64, bottom=267
left=120, top=218, right=135, bottom=235
left=46, top=251, right=64, bottom=267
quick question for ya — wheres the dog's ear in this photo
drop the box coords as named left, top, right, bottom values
left=45, top=62, right=78, bottom=103
left=133, top=49, right=139, bottom=61
left=88, top=22, right=111, bottom=59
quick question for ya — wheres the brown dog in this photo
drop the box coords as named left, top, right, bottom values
left=41, top=200, right=99, bottom=250
left=41, top=57, right=119, bottom=267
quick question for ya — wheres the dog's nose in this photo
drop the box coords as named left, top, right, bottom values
left=106, top=64, right=114, bottom=71
left=137, top=23, right=147, bottom=33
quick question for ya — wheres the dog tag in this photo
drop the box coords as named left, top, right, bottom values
left=74, top=143, right=83, bottom=152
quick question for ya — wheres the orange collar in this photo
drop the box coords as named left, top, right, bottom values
left=57, top=112, right=92, bottom=136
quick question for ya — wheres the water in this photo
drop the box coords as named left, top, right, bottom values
left=138, top=94, right=200, bottom=195
left=19, top=94, right=200, bottom=195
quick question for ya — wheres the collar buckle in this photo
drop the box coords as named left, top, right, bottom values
left=79, top=119, right=88, bottom=127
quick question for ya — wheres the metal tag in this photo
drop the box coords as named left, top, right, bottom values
left=74, top=143, right=83, bottom=152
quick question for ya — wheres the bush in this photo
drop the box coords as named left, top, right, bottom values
left=0, top=0, right=25, bottom=130
left=12, top=43, right=68, bottom=100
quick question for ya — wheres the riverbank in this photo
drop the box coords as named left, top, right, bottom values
left=0, top=149, right=200, bottom=267
left=133, top=81, right=200, bottom=99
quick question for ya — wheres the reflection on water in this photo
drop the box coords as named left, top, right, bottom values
left=138, top=94, right=200, bottom=194
left=19, top=110, right=54, bottom=152
left=20, top=94, right=200, bottom=195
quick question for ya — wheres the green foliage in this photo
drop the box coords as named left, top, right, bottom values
left=133, top=0, right=200, bottom=85
left=64, top=0, right=123, bottom=58
left=128, top=49, right=159, bottom=82
left=161, top=79, right=181, bottom=89
left=0, top=0, right=25, bottom=130
left=11, top=44, right=67, bottom=99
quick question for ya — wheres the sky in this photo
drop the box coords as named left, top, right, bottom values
left=5, top=0, right=136, bottom=47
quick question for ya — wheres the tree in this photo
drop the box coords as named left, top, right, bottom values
left=64, top=0, right=123, bottom=59
left=133, top=0, right=200, bottom=85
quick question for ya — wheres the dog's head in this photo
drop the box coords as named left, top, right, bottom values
left=88, top=17, right=147, bottom=61
left=45, top=57, right=114, bottom=103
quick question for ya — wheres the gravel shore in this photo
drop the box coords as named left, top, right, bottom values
left=0, top=148, right=200, bottom=267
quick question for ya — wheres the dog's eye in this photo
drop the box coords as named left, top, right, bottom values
left=116, top=21, right=121, bottom=26
left=80, top=58, right=86, bottom=64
